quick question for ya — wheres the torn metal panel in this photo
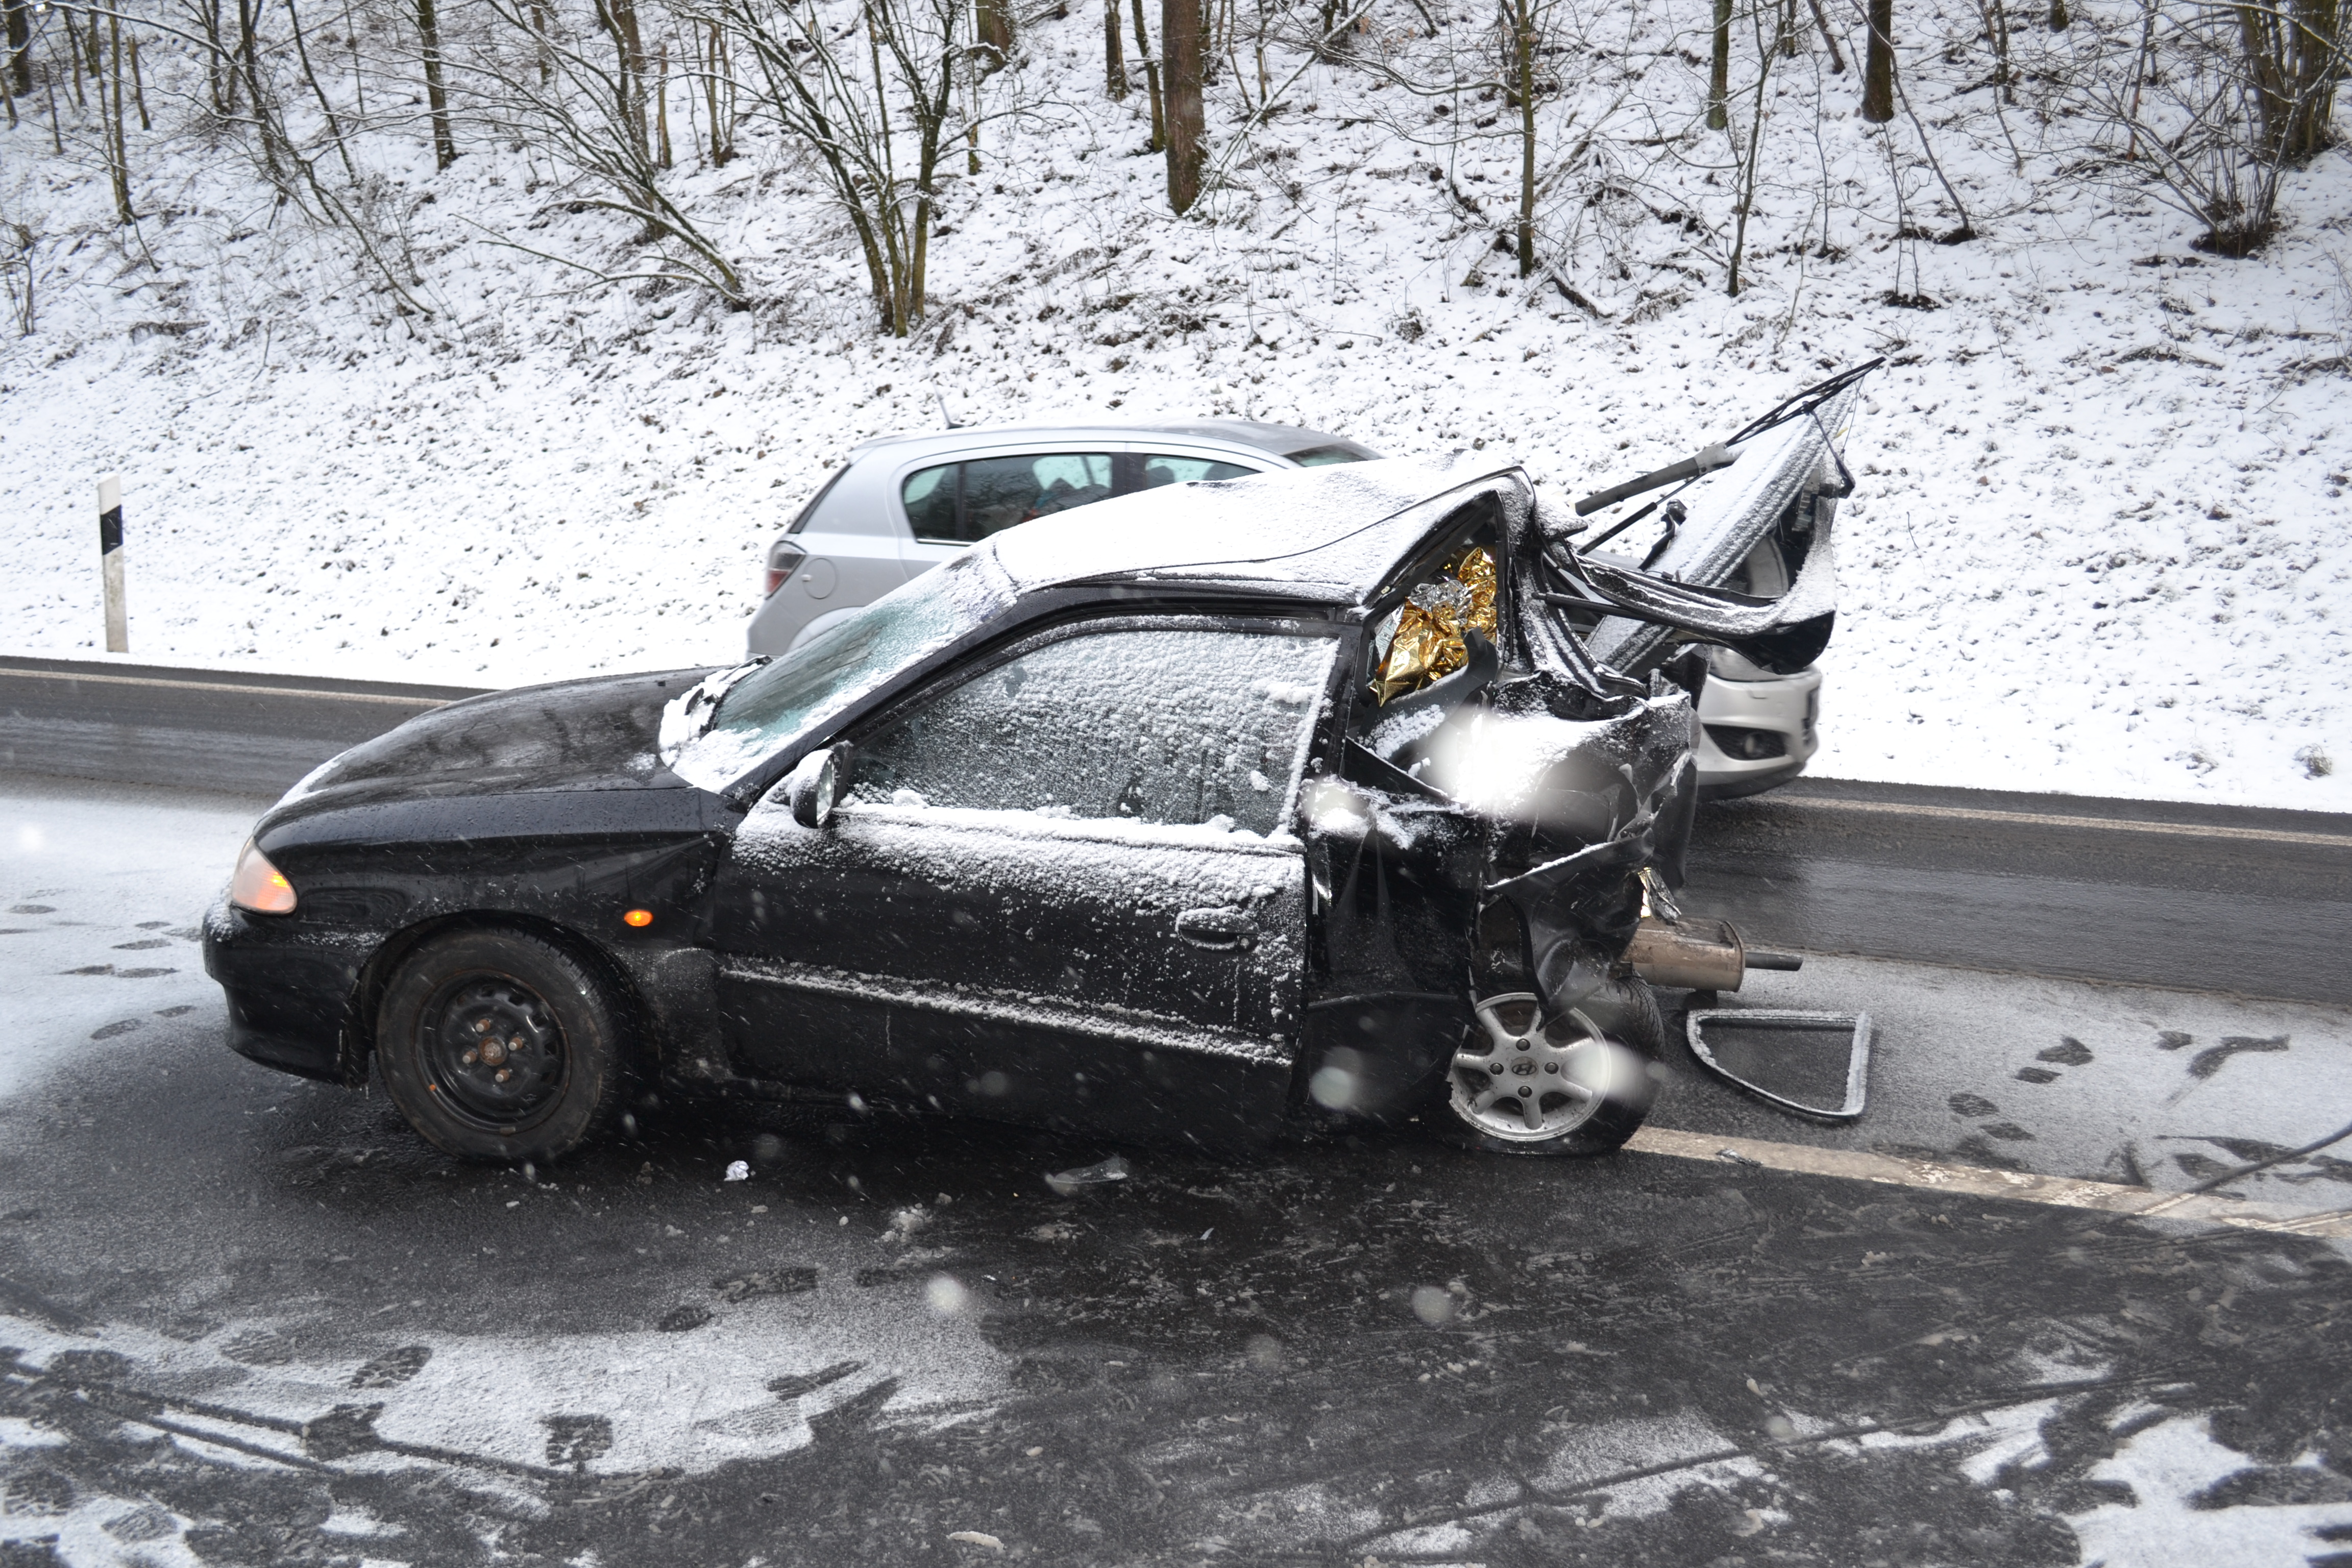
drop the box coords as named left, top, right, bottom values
left=1685, top=1008, right=1875, bottom=1121
left=1583, top=380, right=1864, bottom=675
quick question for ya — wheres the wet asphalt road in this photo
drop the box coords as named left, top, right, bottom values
left=3, top=773, right=2351, bottom=1565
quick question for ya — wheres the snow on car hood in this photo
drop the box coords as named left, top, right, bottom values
left=278, top=668, right=700, bottom=812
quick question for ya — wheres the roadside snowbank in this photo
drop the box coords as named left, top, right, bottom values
left=2, top=0, right=2347, bottom=809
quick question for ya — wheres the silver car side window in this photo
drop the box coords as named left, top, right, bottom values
left=902, top=462, right=961, bottom=544
left=1139, top=454, right=1257, bottom=488
left=902, top=453, right=1118, bottom=545
left=846, top=627, right=1335, bottom=837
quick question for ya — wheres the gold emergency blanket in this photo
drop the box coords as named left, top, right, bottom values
left=1371, top=546, right=1498, bottom=704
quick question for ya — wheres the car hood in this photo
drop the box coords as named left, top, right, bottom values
left=273, top=668, right=720, bottom=817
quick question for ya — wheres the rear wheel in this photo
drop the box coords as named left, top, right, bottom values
left=1433, top=978, right=1662, bottom=1157
left=376, top=928, right=631, bottom=1164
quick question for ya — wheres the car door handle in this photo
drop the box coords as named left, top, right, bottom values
left=1174, top=907, right=1258, bottom=950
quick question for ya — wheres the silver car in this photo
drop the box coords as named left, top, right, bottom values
left=747, top=421, right=1379, bottom=657
left=747, top=420, right=1822, bottom=797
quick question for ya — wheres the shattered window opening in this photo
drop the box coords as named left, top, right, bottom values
left=1370, top=546, right=1499, bottom=704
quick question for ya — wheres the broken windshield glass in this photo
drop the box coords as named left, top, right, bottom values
left=666, top=549, right=1017, bottom=791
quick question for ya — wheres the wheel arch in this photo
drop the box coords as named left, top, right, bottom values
left=341, top=913, right=657, bottom=1090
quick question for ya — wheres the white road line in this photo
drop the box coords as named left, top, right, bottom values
left=0, top=667, right=453, bottom=709
left=1627, top=1125, right=2352, bottom=1238
left=1777, top=795, right=2352, bottom=851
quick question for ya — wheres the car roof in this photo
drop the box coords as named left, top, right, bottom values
left=980, top=454, right=1529, bottom=608
left=844, top=419, right=1371, bottom=462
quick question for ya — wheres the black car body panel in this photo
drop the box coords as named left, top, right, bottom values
left=208, top=418, right=1865, bottom=1150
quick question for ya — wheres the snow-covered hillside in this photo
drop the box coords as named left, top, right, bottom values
left=3, top=0, right=2347, bottom=809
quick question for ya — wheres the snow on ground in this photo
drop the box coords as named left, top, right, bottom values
left=2, top=0, right=2348, bottom=810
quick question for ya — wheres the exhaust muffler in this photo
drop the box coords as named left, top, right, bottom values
left=1625, top=916, right=1803, bottom=991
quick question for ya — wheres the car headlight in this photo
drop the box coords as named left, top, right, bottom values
left=228, top=839, right=298, bottom=914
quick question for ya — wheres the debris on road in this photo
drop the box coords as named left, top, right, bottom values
left=1046, top=1155, right=1131, bottom=1195
left=1686, top=1009, right=1874, bottom=1121
left=724, top=1159, right=751, bottom=1182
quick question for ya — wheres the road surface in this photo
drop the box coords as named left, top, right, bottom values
left=1, top=673, right=2349, bottom=1566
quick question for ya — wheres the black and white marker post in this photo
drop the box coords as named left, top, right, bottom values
left=99, top=472, right=128, bottom=653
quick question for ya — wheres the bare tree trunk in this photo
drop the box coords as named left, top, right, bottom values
left=348, top=0, right=367, bottom=110
left=657, top=40, right=672, bottom=167
left=129, top=32, right=151, bottom=127
left=2047, top=0, right=2067, bottom=29
left=5, top=0, right=30, bottom=98
left=108, top=13, right=133, bottom=222
left=705, top=20, right=732, bottom=164
left=2240, top=0, right=2340, bottom=159
left=1860, top=0, right=1895, bottom=122
left=1728, top=0, right=1785, bottom=291
left=1803, top=0, right=1845, bottom=67
left=1105, top=0, right=1126, bottom=96
left=418, top=0, right=457, bottom=167
left=65, top=13, right=87, bottom=109
left=976, top=0, right=1012, bottom=65
left=1161, top=0, right=1203, bottom=212
left=288, top=0, right=357, bottom=179
left=1132, top=0, right=1164, bottom=149
left=1510, top=0, right=1536, bottom=275
left=1707, top=0, right=1730, bottom=128
left=1981, top=0, right=2011, bottom=100
left=237, top=0, right=290, bottom=182
left=198, top=0, right=233, bottom=112
left=604, top=0, right=647, bottom=159
left=0, top=55, right=13, bottom=126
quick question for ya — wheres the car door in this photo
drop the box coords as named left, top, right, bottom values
left=709, top=615, right=1342, bottom=1147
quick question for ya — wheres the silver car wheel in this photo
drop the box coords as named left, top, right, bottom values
left=1449, top=992, right=1616, bottom=1143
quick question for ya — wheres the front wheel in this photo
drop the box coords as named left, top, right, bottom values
left=1432, top=978, right=1662, bottom=1157
left=375, top=928, right=632, bottom=1164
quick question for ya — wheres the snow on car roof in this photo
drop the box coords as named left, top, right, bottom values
left=981, top=453, right=1529, bottom=603
left=845, top=417, right=1363, bottom=458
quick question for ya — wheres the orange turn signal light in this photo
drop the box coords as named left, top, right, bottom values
left=228, top=839, right=298, bottom=915
left=623, top=908, right=654, bottom=928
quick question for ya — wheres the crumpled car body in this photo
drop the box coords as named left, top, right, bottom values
left=204, top=388, right=1864, bottom=1159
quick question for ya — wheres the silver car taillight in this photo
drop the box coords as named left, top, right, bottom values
left=764, top=540, right=808, bottom=598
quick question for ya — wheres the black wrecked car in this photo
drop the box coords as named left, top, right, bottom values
left=205, top=373, right=1865, bottom=1163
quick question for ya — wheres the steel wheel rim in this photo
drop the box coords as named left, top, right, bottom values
left=421, top=969, right=570, bottom=1130
left=1450, top=992, right=1614, bottom=1142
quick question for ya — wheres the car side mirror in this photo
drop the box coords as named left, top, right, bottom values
left=784, top=744, right=852, bottom=828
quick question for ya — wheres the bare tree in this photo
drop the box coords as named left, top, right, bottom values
left=1161, top=0, right=1204, bottom=210
left=712, top=0, right=964, bottom=330
left=1131, top=0, right=1163, bottom=147
left=418, top=0, right=458, bottom=165
left=6, top=0, right=30, bottom=96
left=1707, top=0, right=1730, bottom=128
left=2074, top=0, right=2337, bottom=254
left=467, top=0, right=743, bottom=296
left=1861, top=0, right=1894, bottom=120
left=975, top=0, right=1011, bottom=63
left=106, top=8, right=133, bottom=221
left=2238, top=0, right=2340, bottom=158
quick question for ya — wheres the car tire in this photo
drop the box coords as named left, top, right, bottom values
left=376, top=928, right=632, bottom=1164
left=1431, top=977, right=1663, bottom=1157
